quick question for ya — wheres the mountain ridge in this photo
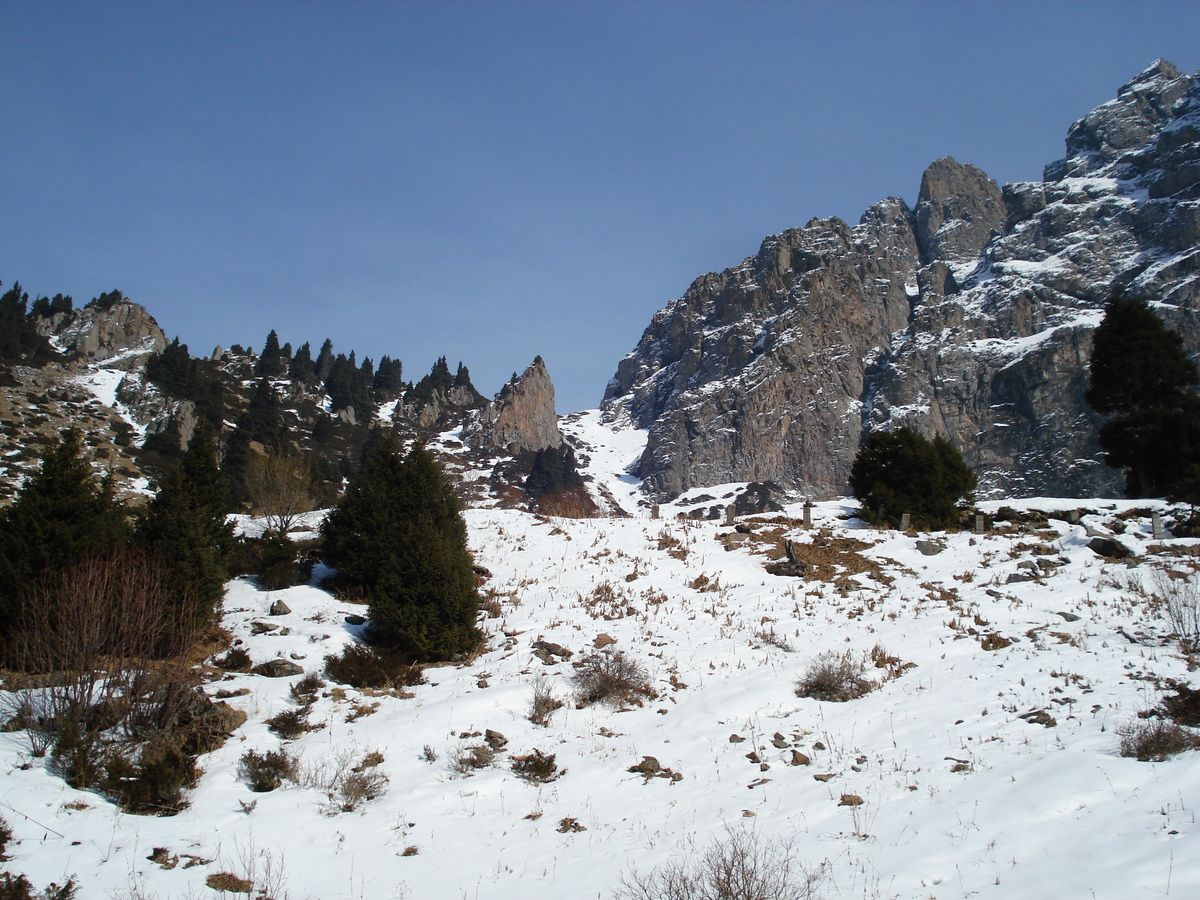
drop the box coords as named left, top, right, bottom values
left=604, top=59, right=1200, bottom=502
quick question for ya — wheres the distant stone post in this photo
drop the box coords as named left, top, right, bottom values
left=725, top=504, right=735, bottom=526
left=974, top=513, right=986, bottom=534
left=802, top=501, right=813, bottom=529
left=651, top=504, right=660, bottom=520
left=900, top=513, right=912, bottom=532
left=1152, top=511, right=1164, bottom=540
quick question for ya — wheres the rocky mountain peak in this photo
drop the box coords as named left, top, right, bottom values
left=606, top=60, right=1200, bottom=503
left=1050, top=59, right=1193, bottom=179
left=913, top=157, right=1005, bottom=267
left=465, top=356, right=563, bottom=454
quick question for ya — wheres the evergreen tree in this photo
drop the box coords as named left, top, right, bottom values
left=1087, top=296, right=1200, bottom=497
left=136, top=421, right=233, bottom=634
left=321, top=440, right=480, bottom=661
left=0, top=430, right=130, bottom=640
left=256, top=330, right=287, bottom=378
left=0, top=282, right=54, bottom=363
left=1087, top=296, right=1198, bottom=414
left=849, top=427, right=976, bottom=530
left=372, top=356, right=404, bottom=396
left=315, top=339, right=334, bottom=382
left=289, top=341, right=316, bottom=382
left=223, top=379, right=290, bottom=503
left=525, top=446, right=584, bottom=502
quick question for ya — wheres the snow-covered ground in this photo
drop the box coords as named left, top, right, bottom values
left=2, top=418, right=1199, bottom=899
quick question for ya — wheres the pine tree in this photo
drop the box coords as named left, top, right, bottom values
left=321, top=440, right=480, bottom=661
left=315, top=339, right=334, bottom=382
left=0, top=430, right=130, bottom=641
left=223, top=379, right=290, bottom=504
left=136, top=421, right=233, bottom=635
left=289, top=341, right=315, bottom=382
left=1087, top=296, right=1200, bottom=497
left=256, top=330, right=287, bottom=378
left=849, top=427, right=976, bottom=530
left=0, top=282, right=54, bottom=363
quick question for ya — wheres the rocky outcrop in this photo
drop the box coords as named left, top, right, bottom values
left=39, top=297, right=167, bottom=369
left=913, top=157, right=1005, bottom=267
left=465, top=357, right=563, bottom=453
left=606, top=61, right=1200, bottom=502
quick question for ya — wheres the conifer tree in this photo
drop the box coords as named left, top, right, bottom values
left=1087, top=295, right=1200, bottom=497
left=0, top=430, right=130, bottom=641
left=315, top=339, right=334, bottom=382
left=256, top=329, right=287, bottom=378
left=136, top=421, right=233, bottom=634
left=289, top=341, right=315, bottom=382
left=321, top=440, right=480, bottom=661
left=849, top=427, right=976, bottom=530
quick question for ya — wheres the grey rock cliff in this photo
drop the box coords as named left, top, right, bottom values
left=465, top=357, right=563, bottom=453
left=39, top=297, right=168, bottom=369
left=606, top=61, right=1200, bottom=501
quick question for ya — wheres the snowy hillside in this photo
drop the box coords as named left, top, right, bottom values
left=2, top=417, right=1199, bottom=899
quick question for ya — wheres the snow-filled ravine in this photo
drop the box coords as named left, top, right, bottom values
left=2, top=421, right=1199, bottom=899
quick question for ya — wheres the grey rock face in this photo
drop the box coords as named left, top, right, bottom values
left=913, top=157, right=1006, bottom=266
left=606, top=61, right=1200, bottom=502
left=465, top=356, right=563, bottom=453
left=39, top=298, right=167, bottom=368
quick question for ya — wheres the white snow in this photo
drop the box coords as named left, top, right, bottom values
left=1, top=421, right=1199, bottom=899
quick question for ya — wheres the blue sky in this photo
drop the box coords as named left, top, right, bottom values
left=3, top=1, right=1198, bottom=413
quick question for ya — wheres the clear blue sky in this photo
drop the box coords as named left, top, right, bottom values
left=3, top=1, right=1198, bottom=413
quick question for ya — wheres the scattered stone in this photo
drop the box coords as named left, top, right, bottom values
left=767, top=561, right=807, bottom=578
left=813, top=773, right=836, bottom=782
left=747, top=778, right=771, bottom=789
left=915, top=540, right=945, bottom=556
left=531, top=640, right=572, bottom=659
left=838, top=793, right=864, bottom=807
left=593, top=633, right=617, bottom=648
left=148, top=848, right=178, bottom=869
left=252, top=659, right=304, bottom=678
left=249, top=621, right=278, bottom=635
left=1087, top=536, right=1134, bottom=559
left=789, top=750, right=811, bottom=766
left=472, top=565, right=493, bottom=580
left=269, top=599, right=292, bottom=616
left=1057, top=611, right=1081, bottom=622
left=1019, top=709, right=1057, bottom=727
left=729, top=734, right=746, bottom=743
left=741, top=809, right=756, bottom=817
left=629, top=756, right=661, bottom=775
left=484, top=729, right=507, bottom=750
left=770, top=733, right=788, bottom=749
left=1006, top=572, right=1036, bottom=584
left=344, top=614, right=366, bottom=626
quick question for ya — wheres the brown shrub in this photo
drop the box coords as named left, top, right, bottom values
left=794, top=651, right=875, bottom=702
left=573, top=650, right=655, bottom=707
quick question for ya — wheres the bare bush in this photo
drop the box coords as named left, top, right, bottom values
left=511, top=749, right=565, bottom=784
left=1118, top=718, right=1200, bottom=761
left=299, top=748, right=389, bottom=811
left=794, top=651, right=875, bottom=702
left=573, top=650, right=655, bottom=708
left=9, top=549, right=201, bottom=748
left=615, top=826, right=826, bottom=900
left=323, top=642, right=422, bottom=690
left=239, top=748, right=298, bottom=792
left=1154, top=568, right=1200, bottom=651
left=266, top=707, right=311, bottom=740
left=244, top=450, right=315, bottom=537
left=528, top=677, right=564, bottom=726
left=450, top=744, right=495, bottom=776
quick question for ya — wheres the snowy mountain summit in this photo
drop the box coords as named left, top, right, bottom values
left=604, top=60, right=1200, bottom=502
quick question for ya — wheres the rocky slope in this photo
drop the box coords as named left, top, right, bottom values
left=605, top=60, right=1200, bottom=501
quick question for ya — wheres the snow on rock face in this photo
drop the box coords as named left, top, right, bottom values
left=606, top=61, right=1200, bottom=502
